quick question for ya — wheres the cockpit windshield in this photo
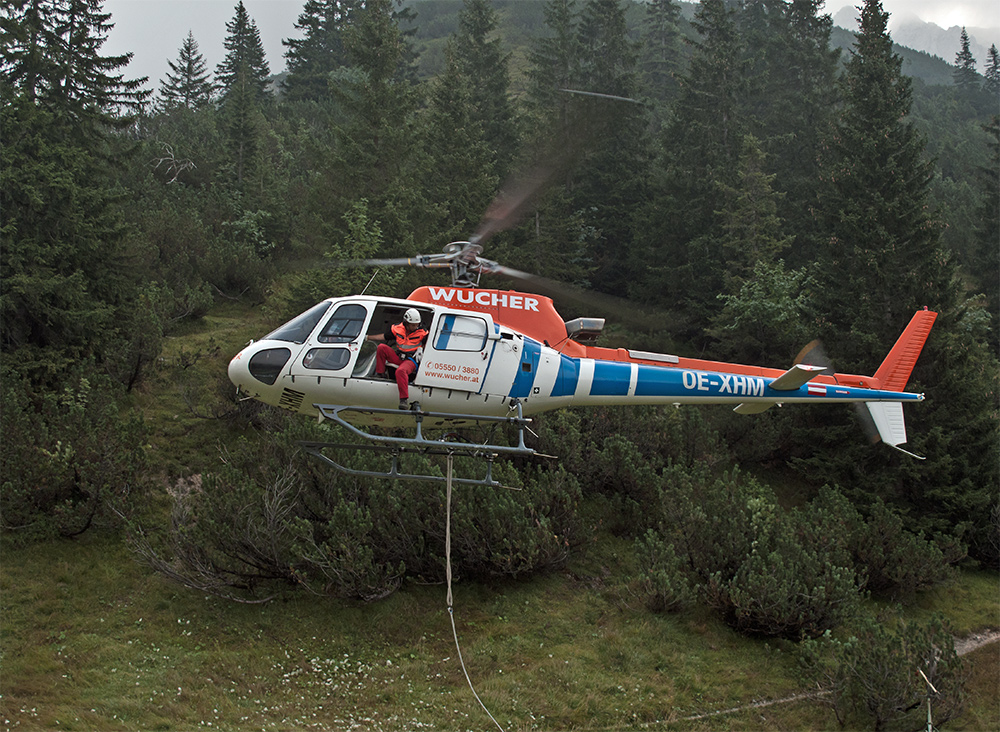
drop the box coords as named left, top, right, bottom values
left=264, top=301, right=331, bottom=344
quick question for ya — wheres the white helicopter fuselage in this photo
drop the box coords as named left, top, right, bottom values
left=228, top=291, right=935, bottom=446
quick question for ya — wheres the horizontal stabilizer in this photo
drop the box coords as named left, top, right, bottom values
left=769, top=363, right=828, bottom=391
left=733, top=402, right=773, bottom=415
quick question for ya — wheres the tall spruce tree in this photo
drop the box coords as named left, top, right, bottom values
left=157, top=31, right=214, bottom=110
left=708, top=135, right=806, bottom=365
left=281, top=0, right=361, bottom=102
left=216, top=1, right=270, bottom=102
left=742, top=0, right=840, bottom=262
left=571, top=0, right=649, bottom=295
left=802, top=0, right=999, bottom=569
left=1, top=0, right=59, bottom=103
left=326, top=0, right=423, bottom=252
left=1, top=0, right=147, bottom=130
left=525, top=0, right=580, bottom=137
left=1, top=0, right=152, bottom=379
left=976, top=116, right=1000, bottom=344
left=217, top=2, right=270, bottom=187
left=983, top=43, right=999, bottom=96
left=814, top=0, right=949, bottom=364
left=952, top=27, right=979, bottom=92
left=452, top=0, right=519, bottom=179
left=517, top=0, right=599, bottom=285
left=421, top=40, right=498, bottom=241
left=640, top=0, right=749, bottom=332
left=639, top=0, right=683, bottom=107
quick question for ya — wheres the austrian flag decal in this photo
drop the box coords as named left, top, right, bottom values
left=807, top=383, right=826, bottom=396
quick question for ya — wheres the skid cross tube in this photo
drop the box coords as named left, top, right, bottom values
left=298, top=401, right=548, bottom=488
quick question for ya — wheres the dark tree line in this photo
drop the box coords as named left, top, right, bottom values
left=2, top=0, right=997, bottom=606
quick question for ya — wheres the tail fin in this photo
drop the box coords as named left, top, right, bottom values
left=865, top=309, right=936, bottom=459
left=873, top=309, right=937, bottom=392
left=865, top=401, right=925, bottom=459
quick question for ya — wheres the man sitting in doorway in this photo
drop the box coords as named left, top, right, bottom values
left=368, top=308, right=428, bottom=409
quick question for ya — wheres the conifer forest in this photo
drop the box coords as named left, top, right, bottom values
left=1, top=1, right=999, bottom=728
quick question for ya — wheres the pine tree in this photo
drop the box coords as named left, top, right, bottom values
left=421, top=40, right=498, bottom=241
left=1, top=0, right=148, bottom=131
left=157, top=31, right=214, bottom=110
left=1, top=0, right=152, bottom=379
left=709, top=136, right=805, bottom=364
left=742, top=0, right=840, bottom=262
left=452, top=0, right=519, bottom=178
left=976, top=116, right=999, bottom=344
left=281, top=0, right=361, bottom=102
left=525, top=0, right=580, bottom=136
left=640, top=0, right=749, bottom=330
left=216, top=2, right=271, bottom=188
left=814, top=0, right=949, bottom=365
left=984, top=43, right=999, bottom=97
left=715, top=135, right=794, bottom=287
left=216, top=1, right=271, bottom=101
left=952, top=27, right=979, bottom=92
left=221, top=66, right=262, bottom=187
left=571, top=0, right=649, bottom=295
left=802, top=1, right=998, bottom=567
left=327, top=0, right=423, bottom=252
left=576, top=0, right=638, bottom=101
left=639, top=0, right=683, bottom=107
left=1, top=0, right=62, bottom=103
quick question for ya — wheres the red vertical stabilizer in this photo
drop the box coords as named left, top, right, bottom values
left=873, top=309, right=937, bottom=392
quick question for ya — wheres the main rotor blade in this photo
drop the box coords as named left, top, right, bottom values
left=472, top=165, right=555, bottom=246
left=339, top=257, right=422, bottom=268
left=334, top=256, right=453, bottom=270
left=486, top=266, right=676, bottom=336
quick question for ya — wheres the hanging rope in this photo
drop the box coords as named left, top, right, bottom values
left=445, top=453, right=506, bottom=732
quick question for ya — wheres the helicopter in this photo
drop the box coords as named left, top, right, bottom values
left=228, top=237, right=937, bottom=461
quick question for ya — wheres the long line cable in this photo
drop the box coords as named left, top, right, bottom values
left=445, top=453, right=506, bottom=732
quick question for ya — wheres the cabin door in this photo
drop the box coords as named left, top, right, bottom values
left=416, top=312, right=496, bottom=393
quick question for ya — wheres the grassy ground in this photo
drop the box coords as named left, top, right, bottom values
left=129, top=300, right=279, bottom=477
left=2, top=306, right=997, bottom=731
left=2, top=531, right=997, bottom=731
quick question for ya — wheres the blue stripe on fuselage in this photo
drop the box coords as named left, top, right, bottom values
left=634, top=366, right=686, bottom=397
left=509, top=337, right=541, bottom=398
left=591, top=361, right=631, bottom=396
left=551, top=355, right=580, bottom=397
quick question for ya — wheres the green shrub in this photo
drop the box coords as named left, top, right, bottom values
left=634, top=528, right=697, bottom=612
left=809, top=487, right=961, bottom=598
left=128, top=420, right=581, bottom=602
left=703, top=505, right=861, bottom=639
left=1, top=367, right=148, bottom=542
left=643, top=468, right=860, bottom=639
left=802, top=612, right=966, bottom=731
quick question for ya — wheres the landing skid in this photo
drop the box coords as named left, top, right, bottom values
left=299, top=401, right=552, bottom=488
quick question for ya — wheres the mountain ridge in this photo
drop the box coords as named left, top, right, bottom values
left=832, top=5, right=998, bottom=72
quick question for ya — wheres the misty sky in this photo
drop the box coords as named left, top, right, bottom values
left=99, top=0, right=998, bottom=92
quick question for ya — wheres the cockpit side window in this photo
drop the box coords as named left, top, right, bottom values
left=265, top=302, right=331, bottom=344
left=318, top=303, right=368, bottom=343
